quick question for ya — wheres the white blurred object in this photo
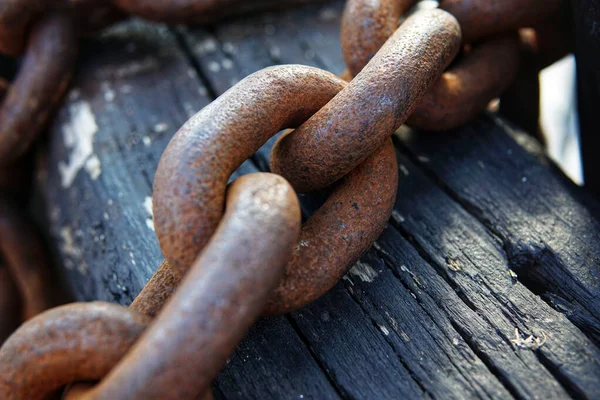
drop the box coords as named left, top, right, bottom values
left=540, top=55, right=583, bottom=184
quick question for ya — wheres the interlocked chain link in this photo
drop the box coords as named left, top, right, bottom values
left=0, top=0, right=573, bottom=399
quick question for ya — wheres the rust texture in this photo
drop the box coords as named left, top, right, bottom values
left=0, top=265, right=21, bottom=344
left=151, top=63, right=399, bottom=315
left=271, top=9, right=461, bottom=193
left=0, top=198, right=63, bottom=319
left=153, top=65, right=345, bottom=273
left=341, top=0, right=418, bottom=76
left=129, top=260, right=178, bottom=318
left=439, top=0, right=562, bottom=44
left=0, top=302, right=150, bottom=400
left=137, top=140, right=397, bottom=317
left=407, top=34, right=520, bottom=131
left=0, top=12, right=77, bottom=167
left=264, top=138, right=397, bottom=314
left=86, top=173, right=301, bottom=400
left=110, top=0, right=325, bottom=24
left=340, top=0, right=567, bottom=135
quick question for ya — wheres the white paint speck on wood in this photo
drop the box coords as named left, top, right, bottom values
left=349, top=261, right=378, bottom=283
left=58, top=100, right=100, bottom=188
left=144, top=196, right=155, bottom=231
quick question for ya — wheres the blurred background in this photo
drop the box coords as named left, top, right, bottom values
left=541, top=55, right=582, bottom=184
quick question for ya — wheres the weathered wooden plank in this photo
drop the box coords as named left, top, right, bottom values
left=385, top=143, right=600, bottom=398
left=397, top=117, right=600, bottom=345
left=290, top=285, right=429, bottom=399
left=336, top=252, right=513, bottom=400
left=215, top=316, right=341, bottom=399
left=373, top=229, right=572, bottom=399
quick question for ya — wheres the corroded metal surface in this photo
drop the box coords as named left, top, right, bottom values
left=264, top=138, right=398, bottom=315
left=137, top=140, right=398, bottom=317
left=407, top=34, right=520, bottom=131
left=129, top=260, right=178, bottom=318
left=271, top=9, right=461, bottom=193
left=86, top=173, right=301, bottom=400
left=151, top=63, right=398, bottom=316
left=153, top=65, right=345, bottom=273
left=0, top=302, right=150, bottom=400
left=341, top=0, right=418, bottom=76
left=0, top=13, right=77, bottom=166
left=342, top=0, right=524, bottom=131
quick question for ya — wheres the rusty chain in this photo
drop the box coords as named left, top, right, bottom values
left=0, top=0, right=573, bottom=399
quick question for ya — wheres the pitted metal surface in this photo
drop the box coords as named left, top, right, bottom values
left=87, top=173, right=301, bottom=400
left=407, top=34, right=520, bottom=131
left=153, top=65, right=346, bottom=274
left=0, top=302, right=150, bottom=400
left=271, top=9, right=461, bottom=193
